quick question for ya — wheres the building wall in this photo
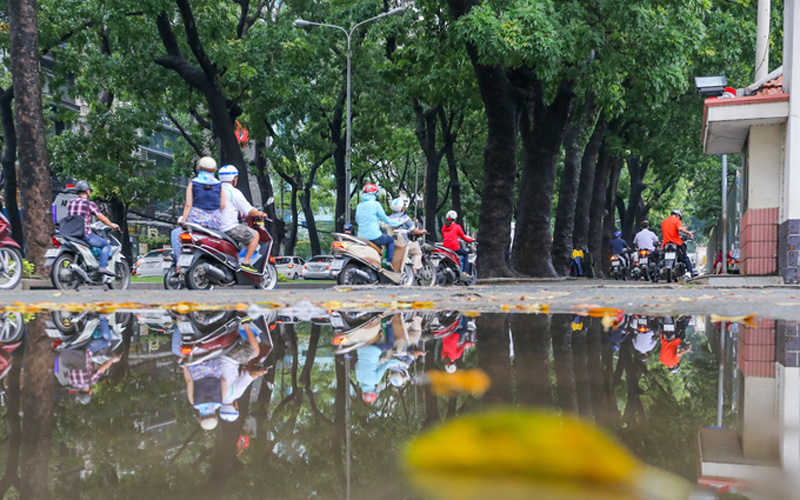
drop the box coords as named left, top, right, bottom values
left=741, top=128, right=781, bottom=275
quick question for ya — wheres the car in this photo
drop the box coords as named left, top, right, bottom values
left=275, top=256, right=306, bottom=280
left=134, top=249, right=171, bottom=277
left=302, top=255, right=336, bottom=280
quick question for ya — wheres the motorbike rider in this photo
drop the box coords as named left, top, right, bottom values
left=388, top=198, right=427, bottom=275
left=355, top=318, right=404, bottom=404
left=633, top=220, right=660, bottom=256
left=63, top=348, right=121, bottom=405
left=343, top=222, right=354, bottom=235
left=171, top=157, right=227, bottom=259
left=441, top=210, right=474, bottom=275
left=609, top=231, right=631, bottom=269
left=661, top=209, right=694, bottom=276
left=65, top=181, right=120, bottom=277
left=218, top=165, right=268, bottom=273
left=355, top=184, right=402, bottom=269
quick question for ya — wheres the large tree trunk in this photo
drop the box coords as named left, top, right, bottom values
left=254, top=143, right=283, bottom=254
left=621, top=156, right=648, bottom=242
left=476, top=314, right=513, bottom=404
left=572, top=118, right=605, bottom=251
left=510, top=314, right=553, bottom=406
left=552, top=99, right=597, bottom=275
left=19, top=316, right=56, bottom=500
left=601, top=156, right=624, bottom=267
left=587, top=142, right=612, bottom=278
left=300, top=188, right=320, bottom=257
left=0, top=347, right=22, bottom=496
left=449, top=0, right=517, bottom=278
left=8, top=0, right=53, bottom=272
left=440, top=108, right=463, bottom=227
left=109, top=199, right=132, bottom=262
left=511, top=79, right=574, bottom=277
left=284, top=183, right=299, bottom=255
left=0, top=87, right=23, bottom=247
left=413, top=101, right=443, bottom=240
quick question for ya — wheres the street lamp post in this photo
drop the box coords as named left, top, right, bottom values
left=294, top=7, right=405, bottom=225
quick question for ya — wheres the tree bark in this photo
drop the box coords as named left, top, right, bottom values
left=282, top=179, right=299, bottom=255
left=19, top=316, right=56, bottom=500
left=8, top=0, right=54, bottom=272
left=300, top=184, right=320, bottom=256
left=601, top=156, right=624, bottom=267
left=572, top=118, right=605, bottom=251
left=511, top=78, right=574, bottom=277
left=413, top=101, right=443, bottom=239
left=621, top=156, right=648, bottom=242
left=551, top=316, right=578, bottom=412
left=0, top=87, right=23, bottom=247
left=476, top=314, right=513, bottom=404
left=254, top=143, right=283, bottom=254
left=440, top=108, right=463, bottom=227
left=109, top=199, right=132, bottom=262
left=552, top=98, right=597, bottom=275
left=587, top=141, right=612, bottom=278
left=449, top=0, right=517, bottom=278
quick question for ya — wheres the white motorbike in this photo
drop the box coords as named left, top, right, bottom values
left=46, top=223, right=130, bottom=290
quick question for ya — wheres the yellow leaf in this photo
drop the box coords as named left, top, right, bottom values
left=322, top=300, right=342, bottom=309
left=336, top=287, right=353, bottom=292
left=709, top=314, right=757, bottom=326
left=463, top=311, right=481, bottom=317
left=411, top=301, right=435, bottom=309
left=426, top=369, right=490, bottom=397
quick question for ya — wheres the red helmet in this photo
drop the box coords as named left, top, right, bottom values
left=363, top=183, right=378, bottom=194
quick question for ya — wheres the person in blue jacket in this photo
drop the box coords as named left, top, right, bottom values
left=355, top=183, right=402, bottom=267
left=355, top=319, right=404, bottom=403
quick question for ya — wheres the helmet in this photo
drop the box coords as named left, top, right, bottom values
left=390, top=198, right=405, bottom=213
left=198, top=156, right=217, bottom=172
left=445, top=362, right=457, bottom=374
left=641, top=220, right=650, bottom=229
left=363, top=183, right=378, bottom=194
left=389, top=371, right=408, bottom=388
left=613, top=231, right=621, bottom=238
left=76, top=392, right=92, bottom=405
left=343, top=222, right=354, bottom=232
left=199, top=415, right=219, bottom=430
left=671, top=209, right=683, bottom=219
left=219, top=404, right=240, bottom=422
left=75, top=180, right=91, bottom=193
left=218, top=164, right=239, bottom=182
left=362, top=391, right=378, bottom=404
left=446, top=210, right=457, bottom=220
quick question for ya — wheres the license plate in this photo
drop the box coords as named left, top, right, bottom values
left=664, top=324, right=675, bottom=332
left=178, top=254, right=193, bottom=267
left=161, top=260, right=172, bottom=269
left=640, top=258, right=648, bottom=264
left=612, top=261, right=619, bottom=267
left=45, top=249, right=59, bottom=258
left=178, top=322, right=194, bottom=334
left=665, top=252, right=676, bottom=260
left=330, top=259, right=344, bottom=270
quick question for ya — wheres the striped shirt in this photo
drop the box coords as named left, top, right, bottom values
left=66, top=197, right=102, bottom=235
left=67, top=350, right=103, bottom=389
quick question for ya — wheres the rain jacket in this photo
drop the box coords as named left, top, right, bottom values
left=355, top=193, right=401, bottom=241
left=355, top=345, right=404, bottom=393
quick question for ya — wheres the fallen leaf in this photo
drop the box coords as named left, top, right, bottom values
left=322, top=300, right=342, bottom=309
left=411, top=301, right=435, bottom=309
left=426, top=369, right=491, bottom=397
left=709, top=313, right=757, bottom=326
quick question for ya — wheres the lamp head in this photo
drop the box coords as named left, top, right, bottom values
left=387, top=7, right=405, bottom=16
left=695, top=75, right=728, bottom=98
left=294, top=19, right=313, bottom=27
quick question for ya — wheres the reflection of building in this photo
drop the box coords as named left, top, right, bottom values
left=697, top=319, right=800, bottom=494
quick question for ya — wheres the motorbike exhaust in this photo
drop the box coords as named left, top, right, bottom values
left=350, top=267, right=374, bottom=284
left=68, top=264, right=91, bottom=283
left=200, top=263, right=229, bottom=283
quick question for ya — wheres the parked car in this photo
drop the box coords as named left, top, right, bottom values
left=275, top=256, right=306, bottom=280
left=134, top=249, right=170, bottom=277
left=302, top=255, right=336, bottom=280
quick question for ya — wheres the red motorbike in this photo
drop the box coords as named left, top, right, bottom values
left=176, top=215, right=278, bottom=290
left=0, top=213, right=23, bottom=290
left=423, top=242, right=477, bottom=286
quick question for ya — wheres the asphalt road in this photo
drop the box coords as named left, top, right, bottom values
left=4, top=279, right=800, bottom=320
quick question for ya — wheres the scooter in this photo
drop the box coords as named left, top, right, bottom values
left=176, top=213, right=278, bottom=290
left=0, top=213, right=23, bottom=290
left=174, top=311, right=244, bottom=366
left=630, top=248, right=659, bottom=282
left=46, top=223, right=130, bottom=290
left=609, top=252, right=630, bottom=280
left=330, top=223, right=414, bottom=286
left=660, top=243, right=686, bottom=283
left=425, top=241, right=477, bottom=286
left=46, top=311, right=128, bottom=360
left=162, top=253, right=184, bottom=290
left=0, top=313, right=24, bottom=406
left=330, top=311, right=388, bottom=354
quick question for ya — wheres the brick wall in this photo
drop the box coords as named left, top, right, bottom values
left=740, top=207, right=778, bottom=275
left=738, top=318, right=776, bottom=378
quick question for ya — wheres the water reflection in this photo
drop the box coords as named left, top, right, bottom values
left=0, top=307, right=796, bottom=498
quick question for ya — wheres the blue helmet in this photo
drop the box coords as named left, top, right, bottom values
left=343, top=222, right=354, bottom=232
left=614, top=231, right=621, bottom=238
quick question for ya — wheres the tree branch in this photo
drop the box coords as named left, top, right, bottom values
left=176, top=0, right=219, bottom=82
left=167, top=114, right=203, bottom=156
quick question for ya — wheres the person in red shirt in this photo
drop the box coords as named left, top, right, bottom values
left=661, top=209, right=695, bottom=276
left=441, top=210, right=474, bottom=274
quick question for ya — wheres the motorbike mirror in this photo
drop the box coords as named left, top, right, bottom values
left=265, top=196, right=274, bottom=206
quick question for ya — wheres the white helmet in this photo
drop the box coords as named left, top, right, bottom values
left=390, top=198, right=405, bottom=213
left=389, top=371, right=408, bottom=387
left=219, top=404, right=240, bottom=422
left=445, top=363, right=457, bottom=374
left=219, top=164, right=239, bottom=182
left=197, top=156, right=217, bottom=172
left=446, top=210, right=457, bottom=220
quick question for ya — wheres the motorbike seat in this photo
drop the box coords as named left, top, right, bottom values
left=63, top=234, right=91, bottom=248
left=348, top=234, right=383, bottom=254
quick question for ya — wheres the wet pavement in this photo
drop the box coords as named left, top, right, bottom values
left=0, top=304, right=798, bottom=499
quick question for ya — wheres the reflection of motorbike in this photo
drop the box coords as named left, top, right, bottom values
left=330, top=224, right=415, bottom=286
left=331, top=312, right=389, bottom=354
left=420, top=310, right=462, bottom=339
left=175, top=311, right=243, bottom=366
left=0, top=313, right=25, bottom=405
left=46, top=311, right=128, bottom=360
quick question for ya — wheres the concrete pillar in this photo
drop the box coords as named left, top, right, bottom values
left=756, top=0, right=771, bottom=82
left=780, top=0, right=800, bottom=282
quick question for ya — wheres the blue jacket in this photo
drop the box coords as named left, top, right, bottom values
left=355, top=345, right=404, bottom=393
left=355, top=193, right=401, bottom=240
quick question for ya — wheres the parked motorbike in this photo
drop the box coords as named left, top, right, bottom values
left=609, top=252, right=630, bottom=280
left=46, top=223, right=130, bottom=290
left=0, top=213, right=23, bottom=290
left=425, top=242, right=477, bottom=286
left=630, top=248, right=659, bottom=282
left=330, top=223, right=414, bottom=286
left=660, top=243, right=686, bottom=283
left=176, top=214, right=278, bottom=290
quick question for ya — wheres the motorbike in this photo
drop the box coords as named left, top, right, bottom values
left=330, top=223, right=414, bottom=286
left=425, top=241, right=477, bottom=287
left=162, top=253, right=184, bottom=290
left=0, top=313, right=25, bottom=406
left=174, top=310, right=244, bottom=366
left=630, top=248, right=659, bottom=282
left=609, top=252, right=630, bottom=280
left=660, top=243, right=686, bottom=283
left=176, top=213, right=278, bottom=290
left=46, top=223, right=130, bottom=290
left=0, top=213, right=23, bottom=290
left=46, top=311, right=129, bottom=357
left=330, top=311, right=388, bottom=354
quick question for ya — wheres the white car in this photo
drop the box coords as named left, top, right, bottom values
left=302, top=255, right=336, bottom=280
left=275, top=256, right=305, bottom=280
left=134, top=249, right=170, bottom=277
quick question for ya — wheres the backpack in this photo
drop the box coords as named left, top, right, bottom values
left=54, top=349, right=88, bottom=387
left=59, top=214, right=85, bottom=238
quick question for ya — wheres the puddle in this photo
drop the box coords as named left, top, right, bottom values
left=0, top=306, right=798, bottom=499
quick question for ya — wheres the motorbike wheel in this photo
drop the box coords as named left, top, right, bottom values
left=186, top=259, right=213, bottom=290
left=0, top=247, right=23, bottom=290
left=51, top=254, right=80, bottom=290
left=163, top=265, right=183, bottom=290
left=337, top=262, right=372, bottom=285
left=257, top=264, right=278, bottom=290
left=417, top=261, right=436, bottom=287
left=108, top=261, right=131, bottom=290
left=0, top=312, right=24, bottom=342
left=400, top=264, right=415, bottom=286
left=467, top=263, right=478, bottom=286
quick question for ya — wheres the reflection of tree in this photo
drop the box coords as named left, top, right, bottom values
left=511, top=314, right=553, bottom=406
left=586, top=318, right=611, bottom=423
left=476, top=314, right=512, bottom=404
left=20, top=315, right=56, bottom=499
left=571, top=324, right=593, bottom=418
left=422, top=347, right=440, bottom=426
left=551, top=316, right=578, bottom=412
left=0, top=344, right=23, bottom=495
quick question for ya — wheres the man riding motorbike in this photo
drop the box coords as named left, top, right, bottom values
left=355, top=184, right=402, bottom=269
left=633, top=220, right=659, bottom=255
left=441, top=210, right=474, bottom=275
left=218, top=165, right=268, bottom=273
left=661, top=209, right=695, bottom=276
left=609, top=231, right=631, bottom=268
left=65, top=181, right=120, bottom=277
left=388, top=198, right=426, bottom=276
